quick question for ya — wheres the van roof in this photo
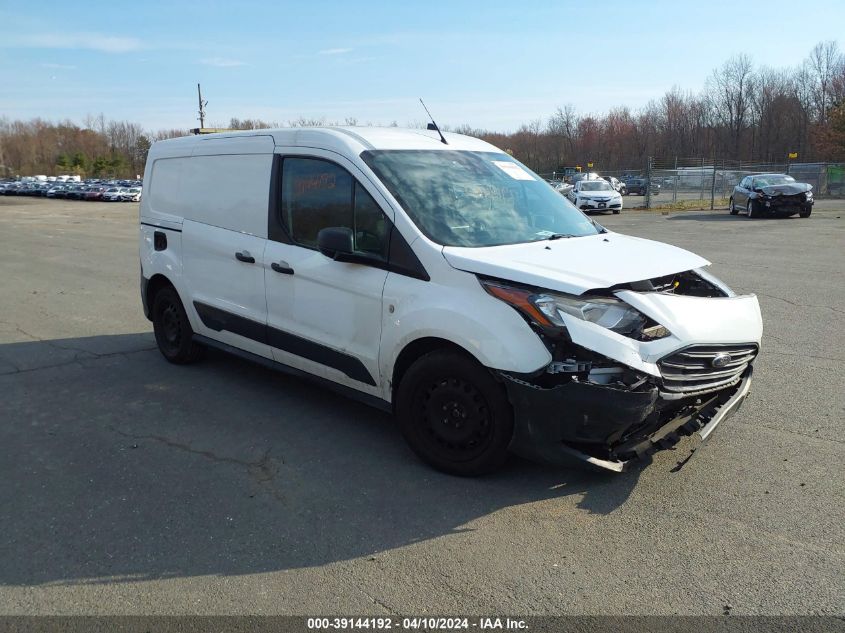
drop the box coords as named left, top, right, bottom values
left=152, top=126, right=500, bottom=155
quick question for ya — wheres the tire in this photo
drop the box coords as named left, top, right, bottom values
left=395, top=350, right=514, bottom=476
left=746, top=199, right=757, bottom=219
left=152, top=286, right=205, bottom=364
left=799, top=207, right=812, bottom=218
left=612, top=208, right=620, bottom=214
left=729, top=197, right=739, bottom=215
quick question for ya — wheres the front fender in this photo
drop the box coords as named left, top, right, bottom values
left=380, top=272, right=552, bottom=401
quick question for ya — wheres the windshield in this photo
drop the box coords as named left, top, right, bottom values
left=581, top=181, right=613, bottom=191
left=361, top=150, right=599, bottom=247
left=755, top=175, right=796, bottom=186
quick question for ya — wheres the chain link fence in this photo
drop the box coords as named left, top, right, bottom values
left=542, top=159, right=844, bottom=210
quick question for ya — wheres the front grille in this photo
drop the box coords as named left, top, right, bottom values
left=658, top=344, right=758, bottom=396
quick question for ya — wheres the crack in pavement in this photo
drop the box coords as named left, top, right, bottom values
left=0, top=346, right=157, bottom=376
left=0, top=321, right=156, bottom=375
left=357, top=587, right=398, bottom=615
left=754, top=292, right=845, bottom=315
left=108, top=426, right=284, bottom=500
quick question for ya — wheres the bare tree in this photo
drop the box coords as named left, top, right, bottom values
left=548, top=105, right=578, bottom=158
left=707, top=54, right=756, bottom=159
left=808, top=40, right=843, bottom=123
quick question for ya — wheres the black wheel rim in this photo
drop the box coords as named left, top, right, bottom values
left=416, top=377, right=493, bottom=461
left=158, top=301, right=182, bottom=352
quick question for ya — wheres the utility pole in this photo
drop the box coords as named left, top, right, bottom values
left=197, top=83, right=207, bottom=129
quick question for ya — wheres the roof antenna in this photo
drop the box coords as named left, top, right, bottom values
left=419, top=98, right=448, bottom=145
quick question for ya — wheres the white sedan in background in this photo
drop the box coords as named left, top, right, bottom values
left=566, top=179, right=623, bottom=214
left=120, top=187, right=142, bottom=202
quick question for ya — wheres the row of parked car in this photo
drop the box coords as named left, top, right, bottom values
left=550, top=172, right=661, bottom=198
left=0, top=180, right=143, bottom=202
left=548, top=170, right=814, bottom=218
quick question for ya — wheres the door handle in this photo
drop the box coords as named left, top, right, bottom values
left=235, top=251, right=255, bottom=264
left=271, top=261, right=295, bottom=275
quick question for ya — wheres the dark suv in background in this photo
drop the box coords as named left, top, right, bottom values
left=624, top=177, right=660, bottom=196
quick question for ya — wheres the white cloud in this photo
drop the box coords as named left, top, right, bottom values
left=10, top=33, right=141, bottom=53
left=318, top=48, right=353, bottom=55
left=200, top=57, right=246, bottom=67
left=41, top=63, right=77, bottom=70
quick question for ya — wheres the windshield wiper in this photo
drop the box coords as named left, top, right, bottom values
left=546, top=233, right=577, bottom=240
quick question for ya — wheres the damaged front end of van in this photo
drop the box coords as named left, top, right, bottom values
left=479, top=268, right=762, bottom=472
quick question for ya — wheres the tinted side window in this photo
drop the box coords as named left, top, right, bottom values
left=281, top=158, right=352, bottom=248
left=280, top=157, right=388, bottom=260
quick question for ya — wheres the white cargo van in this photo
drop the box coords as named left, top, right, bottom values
left=140, top=127, right=762, bottom=475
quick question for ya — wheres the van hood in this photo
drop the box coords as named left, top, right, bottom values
left=442, top=232, right=710, bottom=295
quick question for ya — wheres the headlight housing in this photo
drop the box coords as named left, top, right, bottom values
left=480, top=279, right=669, bottom=340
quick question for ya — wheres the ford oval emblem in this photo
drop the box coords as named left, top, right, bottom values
left=712, top=353, right=732, bottom=368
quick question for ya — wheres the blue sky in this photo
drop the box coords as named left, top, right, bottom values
left=1, top=0, right=844, bottom=133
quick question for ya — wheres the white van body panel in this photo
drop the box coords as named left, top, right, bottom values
left=139, top=223, right=185, bottom=300
left=181, top=153, right=272, bottom=237
left=380, top=264, right=553, bottom=398
left=193, top=134, right=274, bottom=156
left=182, top=221, right=272, bottom=358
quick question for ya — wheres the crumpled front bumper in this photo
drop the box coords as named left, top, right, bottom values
left=578, top=199, right=622, bottom=211
left=503, top=366, right=753, bottom=472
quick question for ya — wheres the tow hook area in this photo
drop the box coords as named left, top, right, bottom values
left=500, top=365, right=753, bottom=473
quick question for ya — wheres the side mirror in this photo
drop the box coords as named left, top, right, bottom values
left=317, top=227, right=354, bottom=261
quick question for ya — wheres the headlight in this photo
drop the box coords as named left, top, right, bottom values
left=805, top=190, right=813, bottom=198
left=480, top=279, right=668, bottom=339
left=535, top=293, right=643, bottom=333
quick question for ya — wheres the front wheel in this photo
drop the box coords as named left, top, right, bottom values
left=612, top=208, right=620, bottom=214
left=747, top=199, right=758, bottom=219
left=799, top=207, right=812, bottom=218
left=152, top=286, right=205, bottom=364
left=395, top=350, right=514, bottom=476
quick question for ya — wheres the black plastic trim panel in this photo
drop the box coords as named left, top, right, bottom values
left=194, top=334, right=391, bottom=412
left=193, top=301, right=376, bottom=386
left=141, top=221, right=181, bottom=232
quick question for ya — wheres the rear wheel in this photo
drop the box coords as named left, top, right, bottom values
left=729, top=197, right=739, bottom=215
left=152, top=286, right=205, bottom=364
left=395, top=350, right=513, bottom=476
